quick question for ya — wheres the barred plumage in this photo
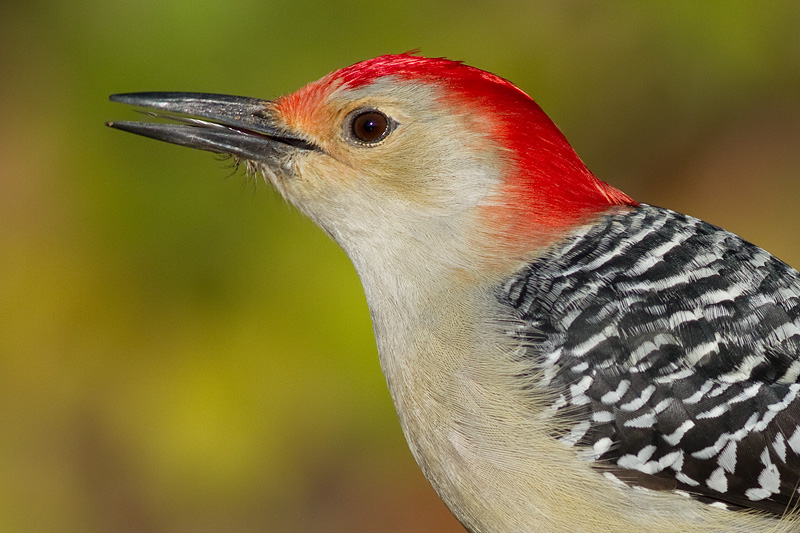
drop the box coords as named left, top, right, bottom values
left=501, top=205, right=800, bottom=514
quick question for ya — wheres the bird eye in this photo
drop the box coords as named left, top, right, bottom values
left=349, top=110, right=392, bottom=144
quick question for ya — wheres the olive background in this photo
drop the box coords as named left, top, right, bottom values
left=1, top=2, right=799, bottom=531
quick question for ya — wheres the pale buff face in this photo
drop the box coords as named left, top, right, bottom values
left=261, top=77, right=508, bottom=267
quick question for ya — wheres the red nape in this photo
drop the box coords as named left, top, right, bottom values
left=336, top=54, right=638, bottom=232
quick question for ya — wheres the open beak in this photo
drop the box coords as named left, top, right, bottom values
left=106, top=92, right=317, bottom=161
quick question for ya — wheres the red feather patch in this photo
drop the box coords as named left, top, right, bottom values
left=336, top=54, right=637, bottom=236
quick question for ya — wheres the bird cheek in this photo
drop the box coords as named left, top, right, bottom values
left=288, top=156, right=350, bottom=202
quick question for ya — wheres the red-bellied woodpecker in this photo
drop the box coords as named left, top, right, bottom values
left=107, top=54, right=800, bottom=532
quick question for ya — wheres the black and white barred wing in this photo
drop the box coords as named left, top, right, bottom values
left=502, top=205, right=800, bottom=514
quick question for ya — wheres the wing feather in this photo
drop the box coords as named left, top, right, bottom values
left=501, top=205, right=800, bottom=514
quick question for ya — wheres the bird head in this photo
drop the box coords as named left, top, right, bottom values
left=108, top=54, right=635, bottom=279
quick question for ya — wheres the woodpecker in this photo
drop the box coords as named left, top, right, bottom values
left=107, top=54, right=800, bottom=532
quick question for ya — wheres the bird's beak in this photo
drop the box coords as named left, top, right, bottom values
left=106, top=92, right=317, bottom=161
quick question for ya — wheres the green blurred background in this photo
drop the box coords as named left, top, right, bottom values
left=1, top=1, right=799, bottom=531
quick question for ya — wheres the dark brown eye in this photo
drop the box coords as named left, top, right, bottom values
left=350, top=110, right=391, bottom=144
